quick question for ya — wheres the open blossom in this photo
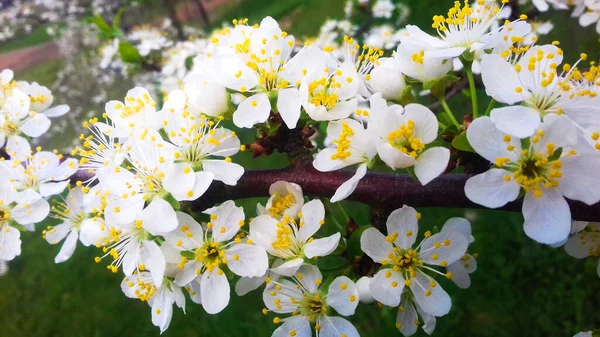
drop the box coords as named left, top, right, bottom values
left=256, top=181, right=304, bottom=220
left=184, top=55, right=232, bottom=118
left=400, top=0, right=512, bottom=59
left=43, top=186, right=106, bottom=263
left=375, top=103, right=450, bottom=185
left=440, top=218, right=477, bottom=289
left=164, top=201, right=268, bottom=314
left=579, top=0, right=600, bottom=34
left=564, top=221, right=600, bottom=277
left=361, top=205, right=468, bottom=317
left=393, top=44, right=454, bottom=83
left=160, top=89, right=244, bottom=189
left=465, top=116, right=600, bottom=244
left=121, top=268, right=185, bottom=333
left=103, top=87, right=163, bottom=137
left=249, top=199, right=340, bottom=276
left=263, top=264, right=360, bottom=337
left=0, top=180, right=50, bottom=261
left=215, top=17, right=308, bottom=128
left=128, top=26, right=172, bottom=56
left=0, top=149, right=78, bottom=198
left=481, top=44, right=600, bottom=138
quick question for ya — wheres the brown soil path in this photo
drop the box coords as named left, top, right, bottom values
left=0, top=0, right=232, bottom=72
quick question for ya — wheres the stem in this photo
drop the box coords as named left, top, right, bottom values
left=466, top=67, right=479, bottom=118
left=485, top=99, right=496, bottom=116
left=439, top=96, right=461, bottom=129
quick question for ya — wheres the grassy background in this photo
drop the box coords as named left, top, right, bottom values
left=2, top=0, right=600, bottom=336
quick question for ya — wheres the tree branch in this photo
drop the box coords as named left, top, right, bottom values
left=72, top=165, right=600, bottom=221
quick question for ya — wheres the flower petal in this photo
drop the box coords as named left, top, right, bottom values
left=297, top=200, right=325, bottom=242
left=277, top=88, right=301, bottom=129
left=559, top=154, right=600, bottom=205
left=140, top=198, right=178, bottom=235
left=369, top=268, right=404, bottom=307
left=386, top=205, right=419, bottom=250
left=522, top=188, right=571, bottom=245
left=419, top=231, right=468, bottom=265
left=414, top=147, right=449, bottom=185
left=330, top=163, right=367, bottom=202
left=409, top=270, right=451, bottom=317
left=360, top=227, right=394, bottom=263
left=464, top=169, right=520, bottom=208
left=200, top=269, right=230, bottom=314
left=233, top=93, right=271, bottom=128
left=54, top=229, right=78, bottom=263
left=304, top=233, right=341, bottom=258
left=225, top=243, right=268, bottom=277
left=272, top=316, right=311, bottom=337
left=326, top=276, right=359, bottom=316
left=319, top=316, right=360, bottom=337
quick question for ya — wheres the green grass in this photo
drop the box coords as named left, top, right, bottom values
left=2, top=1, right=600, bottom=337
left=0, top=25, right=54, bottom=53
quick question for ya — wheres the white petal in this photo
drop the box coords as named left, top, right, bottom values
left=415, top=301, right=437, bottom=335
left=326, top=276, right=359, bottom=316
left=523, top=188, right=571, bottom=245
left=11, top=198, right=49, bottom=225
left=5, top=135, right=31, bottom=161
left=441, top=218, right=473, bottom=243
left=202, top=160, right=243, bottom=186
left=277, top=88, right=301, bottom=129
left=490, top=105, right=541, bottom=138
left=403, top=104, right=438, bottom=143
left=43, top=104, right=70, bottom=117
left=163, top=163, right=196, bottom=197
left=0, top=225, right=21, bottom=260
left=141, top=240, right=167, bottom=285
left=464, top=169, right=520, bottom=208
left=559, top=154, right=600, bottom=205
left=208, top=200, right=244, bottom=242
left=377, top=142, right=417, bottom=169
left=272, top=316, right=311, bottom=337
left=330, top=163, right=367, bottom=202
left=409, top=270, right=451, bottom=317
left=235, top=275, right=267, bottom=296
left=386, top=205, right=419, bottom=250
left=45, top=222, right=72, bottom=244
left=419, top=231, right=468, bottom=265
left=360, top=227, right=394, bottom=263
left=174, top=261, right=202, bottom=287
left=39, top=180, right=70, bottom=197
left=151, top=290, right=174, bottom=333
left=467, top=116, right=521, bottom=162
left=21, top=113, right=51, bottom=137
left=579, top=12, right=599, bottom=27
left=140, top=198, right=178, bottom=235
left=295, top=264, right=322, bottom=294
left=200, top=269, right=230, bottom=314
left=319, top=316, right=360, bottom=337
left=225, top=243, right=268, bottom=277
left=396, top=298, right=418, bottom=336
left=304, top=233, right=341, bottom=258
left=564, top=232, right=599, bottom=258
left=270, top=258, right=304, bottom=276
left=480, top=54, right=528, bottom=105
left=356, top=276, right=375, bottom=304
left=233, top=93, right=271, bottom=128
left=54, top=230, right=78, bottom=263
left=369, top=268, right=404, bottom=307
left=415, top=147, right=449, bottom=185
left=172, top=171, right=214, bottom=201
left=297, top=200, right=325, bottom=242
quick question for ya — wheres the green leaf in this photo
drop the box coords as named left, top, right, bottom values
left=90, top=14, right=112, bottom=33
left=452, top=131, right=475, bottom=152
left=461, top=50, right=475, bottom=62
left=118, top=41, right=141, bottom=64
left=185, top=56, right=195, bottom=71
left=113, top=8, right=125, bottom=30
left=347, top=225, right=371, bottom=259
left=547, top=147, right=563, bottom=162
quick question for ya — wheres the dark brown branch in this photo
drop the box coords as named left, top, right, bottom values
left=72, top=165, right=600, bottom=221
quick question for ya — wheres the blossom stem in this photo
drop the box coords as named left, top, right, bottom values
left=484, top=99, right=496, bottom=117
left=466, top=67, right=479, bottom=118
left=439, top=96, right=461, bottom=129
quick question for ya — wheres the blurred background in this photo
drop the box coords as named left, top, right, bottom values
left=0, top=0, right=599, bottom=336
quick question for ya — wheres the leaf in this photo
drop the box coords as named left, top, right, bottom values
left=90, top=14, right=112, bottom=33
left=452, top=131, right=475, bottom=152
left=346, top=225, right=371, bottom=259
left=118, top=41, right=141, bottom=64
left=185, top=56, right=195, bottom=71
left=113, top=8, right=125, bottom=30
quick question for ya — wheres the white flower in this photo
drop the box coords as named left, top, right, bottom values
left=43, top=186, right=106, bottom=263
left=160, top=90, right=243, bottom=191
left=256, top=181, right=304, bottom=220
left=579, top=0, right=600, bottom=34
left=375, top=103, right=450, bottom=185
left=263, top=264, right=360, bottom=337
left=480, top=44, right=600, bottom=138
left=364, top=56, right=407, bottom=100
left=103, top=87, right=163, bottom=137
left=564, top=222, right=600, bottom=277
left=96, top=197, right=177, bottom=285
left=99, top=39, right=120, bottom=69
left=121, top=269, right=185, bottom=333
left=399, top=0, right=509, bottom=59
left=372, top=0, right=395, bottom=19
left=573, top=331, right=593, bottom=337
left=0, top=180, right=50, bottom=261
left=440, top=218, right=477, bottom=289
left=360, top=205, right=468, bottom=317
left=164, top=201, right=268, bottom=314
left=532, top=0, right=569, bottom=11
left=249, top=199, right=340, bottom=276
left=393, top=44, right=453, bottom=83
left=215, top=17, right=307, bottom=128
left=184, top=56, right=231, bottom=118
left=465, top=115, right=600, bottom=244
left=364, top=25, right=403, bottom=51
left=128, top=26, right=172, bottom=56
left=299, top=56, right=360, bottom=122
left=0, top=150, right=78, bottom=198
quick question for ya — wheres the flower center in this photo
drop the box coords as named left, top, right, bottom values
left=0, top=120, right=19, bottom=136
left=330, top=122, right=354, bottom=161
left=308, top=77, right=340, bottom=109
left=268, top=192, right=295, bottom=218
left=271, top=216, right=306, bottom=259
left=298, top=293, right=328, bottom=322
left=387, top=120, right=424, bottom=157
left=125, top=275, right=158, bottom=302
left=195, top=240, right=225, bottom=273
